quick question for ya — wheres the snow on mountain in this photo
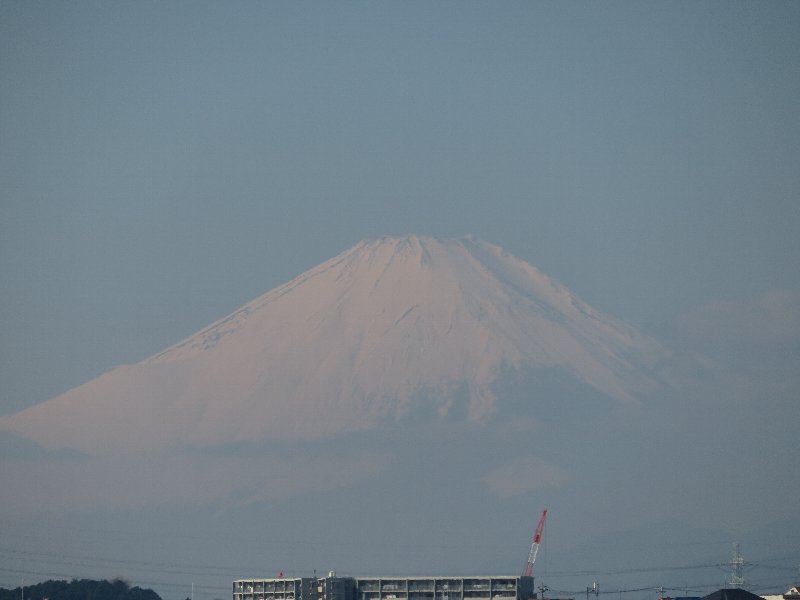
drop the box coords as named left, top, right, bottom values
left=0, top=235, right=667, bottom=453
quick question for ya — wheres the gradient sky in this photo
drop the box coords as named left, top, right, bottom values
left=1, top=2, right=799, bottom=598
left=3, top=1, right=798, bottom=412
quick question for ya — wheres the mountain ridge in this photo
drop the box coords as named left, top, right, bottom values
left=0, top=235, right=669, bottom=453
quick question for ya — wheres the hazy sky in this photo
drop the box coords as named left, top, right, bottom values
left=3, top=1, right=798, bottom=412
left=1, top=2, right=799, bottom=599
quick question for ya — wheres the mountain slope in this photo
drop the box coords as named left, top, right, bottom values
left=0, top=235, right=667, bottom=453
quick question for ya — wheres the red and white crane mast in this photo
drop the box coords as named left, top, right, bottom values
left=523, top=509, right=548, bottom=578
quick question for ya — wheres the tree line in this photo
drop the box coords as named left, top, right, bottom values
left=0, top=579, right=162, bottom=600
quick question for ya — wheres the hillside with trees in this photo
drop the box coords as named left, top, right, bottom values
left=0, top=579, right=162, bottom=600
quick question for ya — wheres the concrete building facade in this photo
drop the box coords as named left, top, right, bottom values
left=234, top=575, right=535, bottom=600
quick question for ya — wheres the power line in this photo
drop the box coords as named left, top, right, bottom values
left=0, top=547, right=234, bottom=577
left=542, top=563, right=727, bottom=579
left=0, top=568, right=230, bottom=595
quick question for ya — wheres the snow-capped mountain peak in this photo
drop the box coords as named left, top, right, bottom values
left=0, top=235, right=666, bottom=453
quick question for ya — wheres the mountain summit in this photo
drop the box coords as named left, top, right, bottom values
left=1, top=236, right=666, bottom=453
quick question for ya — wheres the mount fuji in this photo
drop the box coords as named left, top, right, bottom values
left=1, top=235, right=668, bottom=454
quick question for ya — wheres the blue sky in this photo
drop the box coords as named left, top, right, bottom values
left=3, top=2, right=798, bottom=414
left=1, top=2, right=799, bottom=597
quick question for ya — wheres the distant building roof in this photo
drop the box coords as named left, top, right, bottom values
left=702, top=589, right=764, bottom=600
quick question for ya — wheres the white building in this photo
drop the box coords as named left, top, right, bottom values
left=233, top=575, right=535, bottom=600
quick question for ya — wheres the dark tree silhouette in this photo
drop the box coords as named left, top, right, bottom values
left=0, top=579, right=162, bottom=600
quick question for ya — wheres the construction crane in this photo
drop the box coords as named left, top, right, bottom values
left=523, top=509, right=548, bottom=577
